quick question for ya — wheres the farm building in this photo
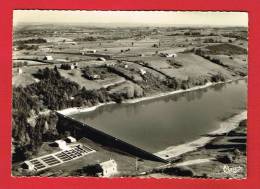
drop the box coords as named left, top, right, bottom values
left=85, top=73, right=101, bottom=80
left=98, top=159, right=118, bottom=177
left=139, top=68, right=146, bottom=75
left=96, top=57, right=106, bottom=61
left=66, top=136, right=77, bottom=143
left=160, top=53, right=177, bottom=58
left=105, top=62, right=116, bottom=67
left=81, top=49, right=97, bottom=54
left=43, top=55, right=54, bottom=61
left=56, top=59, right=68, bottom=62
left=22, top=161, right=35, bottom=171
left=54, top=140, right=68, bottom=150
left=18, top=68, right=23, bottom=74
left=64, top=41, right=77, bottom=45
left=70, top=64, right=75, bottom=70
left=60, top=63, right=78, bottom=70
left=41, top=47, right=52, bottom=52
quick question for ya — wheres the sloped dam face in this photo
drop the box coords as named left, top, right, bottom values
left=68, top=79, right=247, bottom=160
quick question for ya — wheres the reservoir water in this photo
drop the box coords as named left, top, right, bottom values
left=69, top=79, right=247, bottom=154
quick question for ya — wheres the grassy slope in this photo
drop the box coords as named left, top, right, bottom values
left=205, top=43, right=247, bottom=55
left=148, top=53, right=235, bottom=80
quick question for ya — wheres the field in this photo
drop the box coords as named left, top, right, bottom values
left=13, top=25, right=248, bottom=91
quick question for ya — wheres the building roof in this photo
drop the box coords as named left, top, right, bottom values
left=97, top=57, right=106, bottom=61
left=44, top=55, right=54, bottom=60
left=54, top=140, right=68, bottom=150
left=24, top=160, right=34, bottom=167
left=24, top=160, right=35, bottom=170
left=100, top=159, right=117, bottom=170
left=81, top=48, right=97, bottom=52
left=67, top=136, right=76, bottom=142
left=54, top=140, right=66, bottom=145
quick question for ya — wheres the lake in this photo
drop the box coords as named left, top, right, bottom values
left=69, top=79, right=247, bottom=154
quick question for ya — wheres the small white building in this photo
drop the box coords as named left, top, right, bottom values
left=92, top=74, right=100, bottom=79
left=105, top=62, right=116, bottom=67
left=43, top=55, right=54, bottom=61
left=60, top=63, right=78, bottom=70
left=170, top=53, right=178, bottom=58
left=23, top=160, right=35, bottom=171
left=86, top=73, right=101, bottom=80
left=41, top=47, right=52, bottom=52
left=160, top=53, right=177, bottom=58
left=139, top=68, right=146, bottom=75
left=54, top=140, right=67, bottom=150
left=18, top=68, right=23, bottom=74
left=99, top=159, right=118, bottom=177
left=81, top=49, right=97, bottom=54
left=56, top=59, right=68, bottom=63
left=64, top=41, right=77, bottom=45
left=70, top=63, right=79, bottom=69
left=97, top=57, right=106, bottom=61
left=66, top=136, right=77, bottom=143
left=70, top=64, right=75, bottom=70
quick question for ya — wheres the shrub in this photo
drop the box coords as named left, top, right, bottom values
left=17, top=44, right=39, bottom=51
left=109, top=93, right=123, bottom=103
left=211, top=58, right=222, bottom=65
left=60, top=64, right=72, bottom=70
left=152, top=44, right=159, bottom=48
left=211, top=73, right=225, bottom=82
left=238, top=119, right=247, bottom=127
left=163, top=78, right=178, bottom=89
left=233, top=149, right=242, bottom=157
left=162, top=166, right=194, bottom=177
left=75, top=164, right=103, bottom=177
left=74, top=36, right=96, bottom=41
left=14, top=38, right=47, bottom=45
left=216, top=154, right=233, bottom=164
left=201, top=173, right=208, bottom=178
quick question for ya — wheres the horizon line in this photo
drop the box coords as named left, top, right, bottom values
left=14, top=22, right=248, bottom=28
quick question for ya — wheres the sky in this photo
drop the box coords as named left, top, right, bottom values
left=13, top=10, right=248, bottom=27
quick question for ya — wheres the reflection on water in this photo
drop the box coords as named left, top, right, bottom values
left=70, top=80, right=247, bottom=153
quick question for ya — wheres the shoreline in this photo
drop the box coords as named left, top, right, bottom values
left=57, top=101, right=116, bottom=115
left=154, top=110, right=247, bottom=160
left=57, top=78, right=242, bottom=116
left=123, top=81, right=225, bottom=104
left=125, top=77, right=247, bottom=104
left=56, top=77, right=247, bottom=162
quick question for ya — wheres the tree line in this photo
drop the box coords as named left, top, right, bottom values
left=14, top=38, right=47, bottom=45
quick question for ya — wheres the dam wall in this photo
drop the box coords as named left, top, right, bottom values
left=56, top=112, right=168, bottom=163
